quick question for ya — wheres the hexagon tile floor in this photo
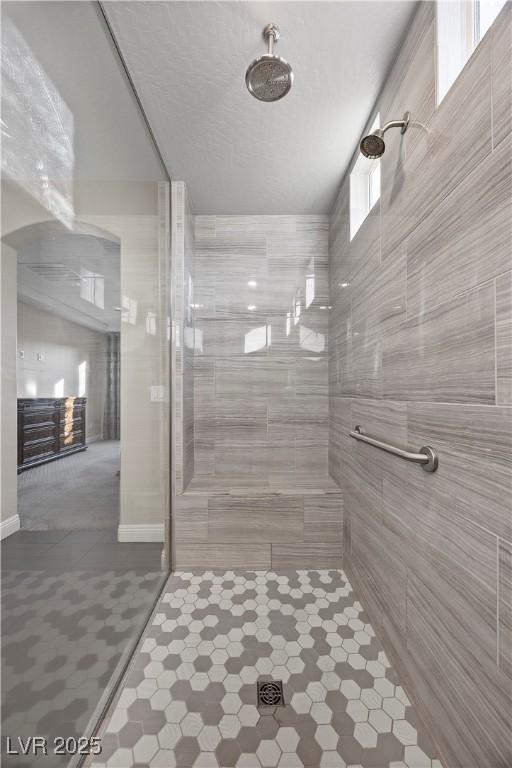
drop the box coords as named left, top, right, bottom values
left=91, top=570, right=441, bottom=768
left=1, top=568, right=163, bottom=768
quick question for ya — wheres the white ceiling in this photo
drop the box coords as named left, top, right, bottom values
left=103, top=0, right=417, bottom=214
left=1, top=0, right=166, bottom=183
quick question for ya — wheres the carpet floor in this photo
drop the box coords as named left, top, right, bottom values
left=18, top=440, right=120, bottom=531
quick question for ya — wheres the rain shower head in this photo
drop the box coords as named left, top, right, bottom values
left=245, top=24, right=293, bottom=102
left=359, top=111, right=410, bottom=158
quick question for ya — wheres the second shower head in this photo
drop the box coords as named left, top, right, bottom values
left=359, top=111, right=410, bottom=158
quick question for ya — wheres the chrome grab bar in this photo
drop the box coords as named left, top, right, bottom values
left=349, top=425, right=439, bottom=473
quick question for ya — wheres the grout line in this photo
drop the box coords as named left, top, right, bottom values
left=336, top=395, right=512, bottom=411
left=492, top=267, right=512, bottom=282
left=381, top=136, right=494, bottom=259
left=496, top=536, right=500, bottom=666
left=404, top=235, right=409, bottom=321
left=494, top=277, right=499, bottom=405
left=401, top=399, right=512, bottom=409
left=461, top=519, right=512, bottom=547
left=490, top=24, right=495, bottom=153
left=404, top=275, right=498, bottom=323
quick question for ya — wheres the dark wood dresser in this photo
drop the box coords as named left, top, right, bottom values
left=17, top=397, right=87, bottom=473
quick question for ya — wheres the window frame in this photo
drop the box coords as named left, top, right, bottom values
left=349, top=114, right=381, bottom=241
left=436, top=0, right=507, bottom=105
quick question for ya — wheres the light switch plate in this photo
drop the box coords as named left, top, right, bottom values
left=150, top=385, right=166, bottom=402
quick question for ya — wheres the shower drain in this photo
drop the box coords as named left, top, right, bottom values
left=257, top=680, right=285, bottom=707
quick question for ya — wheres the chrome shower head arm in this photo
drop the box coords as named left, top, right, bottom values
left=263, top=23, right=280, bottom=56
left=382, top=111, right=410, bottom=136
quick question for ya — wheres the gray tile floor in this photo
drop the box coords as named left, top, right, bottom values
left=92, top=570, right=441, bottom=768
left=1, top=531, right=165, bottom=768
left=1, top=530, right=163, bottom=572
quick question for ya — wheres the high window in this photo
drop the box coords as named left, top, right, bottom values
left=437, top=0, right=507, bottom=104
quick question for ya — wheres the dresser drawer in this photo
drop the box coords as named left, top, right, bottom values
left=24, top=424, right=57, bottom=443
left=23, top=410, right=56, bottom=427
left=23, top=437, right=57, bottom=462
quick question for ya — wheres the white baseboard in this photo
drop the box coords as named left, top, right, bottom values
left=1, top=514, right=20, bottom=540
left=117, top=524, right=164, bottom=542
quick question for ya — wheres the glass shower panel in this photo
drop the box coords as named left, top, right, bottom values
left=0, top=2, right=171, bottom=764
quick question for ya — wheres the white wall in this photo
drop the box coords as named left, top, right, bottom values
left=17, top=302, right=108, bottom=441
left=2, top=179, right=171, bottom=546
left=0, top=244, right=19, bottom=534
left=83, top=201, right=170, bottom=543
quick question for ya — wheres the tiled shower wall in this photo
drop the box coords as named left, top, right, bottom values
left=173, top=213, right=343, bottom=569
left=193, top=214, right=330, bottom=484
left=328, top=3, right=511, bottom=768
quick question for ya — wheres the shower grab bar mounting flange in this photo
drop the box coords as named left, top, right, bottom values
left=350, top=425, right=439, bottom=473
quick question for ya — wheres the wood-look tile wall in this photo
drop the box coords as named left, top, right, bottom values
left=328, top=4, right=512, bottom=767
left=173, top=213, right=343, bottom=569
left=192, top=214, right=330, bottom=484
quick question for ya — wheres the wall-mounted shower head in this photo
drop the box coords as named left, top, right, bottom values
left=360, top=130, right=386, bottom=159
left=359, top=111, right=410, bottom=158
left=245, top=24, right=293, bottom=102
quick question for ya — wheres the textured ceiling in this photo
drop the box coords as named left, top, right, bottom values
left=103, top=0, right=417, bottom=214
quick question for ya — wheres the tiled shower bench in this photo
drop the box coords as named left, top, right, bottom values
left=174, top=476, right=343, bottom=570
